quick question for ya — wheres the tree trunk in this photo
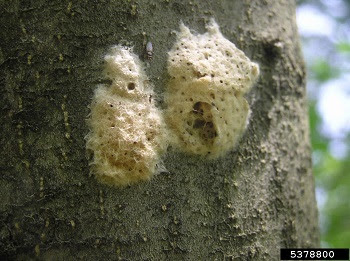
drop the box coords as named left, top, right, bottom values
left=0, top=0, right=319, bottom=260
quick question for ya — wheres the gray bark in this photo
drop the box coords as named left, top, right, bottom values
left=0, top=0, right=319, bottom=260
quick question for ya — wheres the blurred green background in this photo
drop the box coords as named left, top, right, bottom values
left=297, top=0, right=350, bottom=247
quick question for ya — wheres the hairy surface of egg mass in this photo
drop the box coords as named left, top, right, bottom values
left=165, top=20, right=259, bottom=158
left=86, top=46, right=166, bottom=186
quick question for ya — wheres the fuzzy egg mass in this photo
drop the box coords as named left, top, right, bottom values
left=86, top=46, right=166, bottom=186
left=165, top=19, right=259, bottom=158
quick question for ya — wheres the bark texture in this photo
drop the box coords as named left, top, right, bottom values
left=0, top=0, right=319, bottom=260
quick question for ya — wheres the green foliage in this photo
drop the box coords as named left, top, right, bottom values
left=308, top=70, right=350, bottom=247
left=310, top=59, right=339, bottom=82
left=321, top=151, right=350, bottom=247
left=309, top=99, right=350, bottom=247
left=336, top=42, right=350, bottom=53
left=299, top=0, right=350, bottom=248
left=308, top=102, right=328, bottom=153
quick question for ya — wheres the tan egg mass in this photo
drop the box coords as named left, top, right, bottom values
left=165, top=19, right=259, bottom=158
left=86, top=46, right=166, bottom=186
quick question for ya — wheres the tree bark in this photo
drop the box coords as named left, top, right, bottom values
left=0, top=0, right=319, bottom=260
